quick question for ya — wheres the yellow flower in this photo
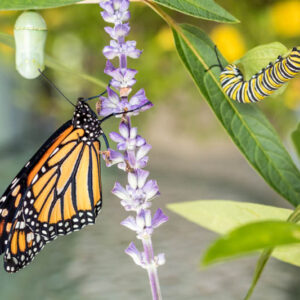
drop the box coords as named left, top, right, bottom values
left=284, top=78, right=300, bottom=110
left=210, top=25, right=246, bottom=62
left=156, top=26, right=174, bottom=51
left=270, top=1, right=300, bottom=37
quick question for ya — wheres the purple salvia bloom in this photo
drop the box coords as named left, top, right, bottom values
left=99, top=88, right=150, bottom=118
left=111, top=182, right=128, bottom=200
left=99, top=87, right=132, bottom=117
left=136, top=135, right=146, bottom=147
left=125, top=242, right=144, bottom=267
left=143, top=180, right=160, bottom=200
left=152, top=208, right=169, bottom=228
left=105, top=23, right=130, bottom=40
left=127, top=169, right=150, bottom=191
left=136, top=143, right=152, bottom=161
left=121, top=215, right=138, bottom=231
left=128, top=89, right=153, bottom=114
left=100, top=1, right=114, bottom=15
left=109, top=122, right=142, bottom=151
left=108, top=68, right=137, bottom=89
left=100, top=1, right=166, bottom=298
left=136, top=209, right=153, bottom=239
left=100, top=0, right=130, bottom=24
left=155, top=253, right=166, bottom=266
left=103, top=40, right=141, bottom=60
left=127, top=149, right=149, bottom=169
left=104, top=149, right=124, bottom=167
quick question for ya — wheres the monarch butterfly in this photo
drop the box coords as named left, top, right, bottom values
left=0, top=92, right=147, bottom=273
left=211, top=46, right=300, bottom=103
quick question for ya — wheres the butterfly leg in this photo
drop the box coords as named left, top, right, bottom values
left=102, top=133, right=110, bottom=149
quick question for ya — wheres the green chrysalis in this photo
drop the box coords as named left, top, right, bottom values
left=14, top=11, right=47, bottom=79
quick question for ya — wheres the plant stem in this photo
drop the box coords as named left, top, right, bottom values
left=243, top=248, right=272, bottom=300
left=142, top=237, right=162, bottom=300
left=244, top=205, right=300, bottom=300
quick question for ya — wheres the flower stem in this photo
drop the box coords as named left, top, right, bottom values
left=243, top=205, right=300, bottom=300
left=142, top=237, right=162, bottom=300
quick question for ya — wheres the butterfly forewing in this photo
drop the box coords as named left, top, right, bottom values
left=23, top=138, right=102, bottom=240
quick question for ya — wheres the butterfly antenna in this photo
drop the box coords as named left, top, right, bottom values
left=84, top=82, right=111, bottom=102
left=38, top=69, right=76, bottom=107
left=84, top=89, right=108, bottom=101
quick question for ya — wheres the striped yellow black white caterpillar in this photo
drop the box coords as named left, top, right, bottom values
left=211, top=46, right=300, bottom=103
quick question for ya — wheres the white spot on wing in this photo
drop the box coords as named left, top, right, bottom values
left=50, top=148, right=59, bottom=157
left=26, top=232, right=34, bottom=243
left=32, top=174, right=38, bottom=184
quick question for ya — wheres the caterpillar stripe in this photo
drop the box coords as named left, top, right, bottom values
left=220, top=47, right=300, bottom=103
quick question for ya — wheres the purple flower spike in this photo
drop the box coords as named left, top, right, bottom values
left=100, top=1, right=165, bottom=298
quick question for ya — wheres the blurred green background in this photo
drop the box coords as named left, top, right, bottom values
left=1, top=1, right=300, bottom=299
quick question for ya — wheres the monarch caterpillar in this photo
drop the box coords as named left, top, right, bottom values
left=212, top=46, right=300, bottom=103
left=0, top=90, right=148, bottom=273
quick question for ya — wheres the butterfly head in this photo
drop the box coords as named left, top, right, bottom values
left=72, top=98, right=103, bottom=141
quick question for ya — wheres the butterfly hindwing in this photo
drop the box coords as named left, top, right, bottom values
left=0, top=179, right=26, bottom=255
left=4, top=214, right=46, bottom=273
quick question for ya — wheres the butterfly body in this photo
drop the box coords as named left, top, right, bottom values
left=0, top=99, right=103, bottom=272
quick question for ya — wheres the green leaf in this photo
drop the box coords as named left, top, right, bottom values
left=153, top=0, right=238, bottom=23
left=173, top=24, right=300, bottom=207
left=0, top=32, right=106, bottom=88
left=0, top=0, right=81, bottom=10
left=167, top=200, right=300, bottom=266
left=291, top=123, right=300, bottom=159
left=202, top=221, right=300, bottom=265
left=167, top=200, right=292, bottom=233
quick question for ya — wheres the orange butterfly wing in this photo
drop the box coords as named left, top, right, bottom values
left=23, top=131, right=102, bottom=240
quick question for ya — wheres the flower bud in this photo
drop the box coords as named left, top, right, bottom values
left=14, top=11, right=47, bottom=79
